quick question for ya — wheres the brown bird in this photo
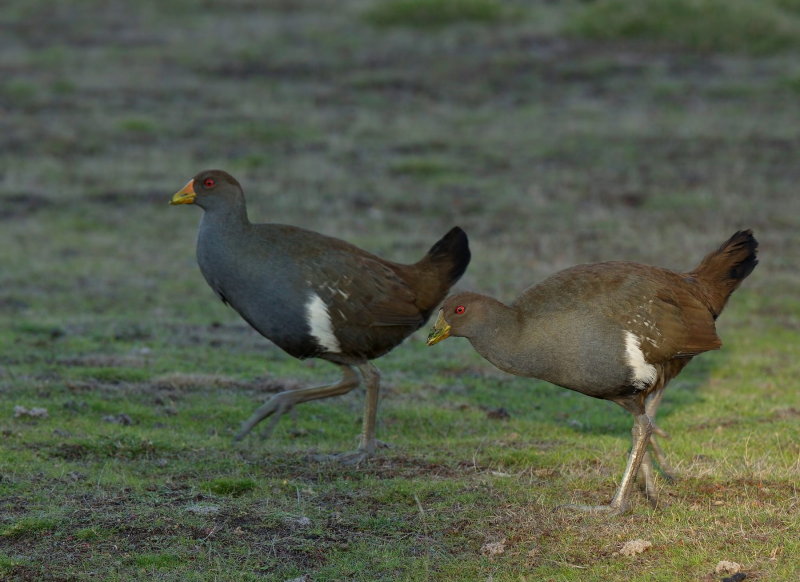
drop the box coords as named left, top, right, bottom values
left=171, top=170, right=470, bottom=461
left=427, top=230, right=757, bottom=512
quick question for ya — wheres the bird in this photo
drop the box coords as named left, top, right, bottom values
left=170, top=169, right=470, bottom=462
left=427, top=230, right=757, bottom=513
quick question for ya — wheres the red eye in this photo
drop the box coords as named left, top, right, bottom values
left=454, top=305, right=466, bottom=314
left=203, top=177, right=216, bottom=188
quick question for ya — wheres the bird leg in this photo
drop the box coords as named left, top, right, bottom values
left=334, top=362, right=384, bottom=465
left=607, top=413, right=654, bottom=512
left=647, top=438, right=674, bottom=481
left=636, top=390, right=665, bottom=501
left=635, top=388, right=675, bottom=503
left=233, top=364, right=359, bottom=441
left=637, top=451, right=659, bottom=507
left=566, top=413, right=654, bottom=514
left=357, top=362, right=381, bottom=456
left=646, top=388, right=669, bottom=437
left=639, top=435, right=674, bottom=494
left=644, top=388, right=676, bottom=481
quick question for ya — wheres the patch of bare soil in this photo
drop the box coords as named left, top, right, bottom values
left=237, top=450, right=473, bottom=485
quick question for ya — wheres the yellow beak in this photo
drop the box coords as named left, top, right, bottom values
left=426, top=310, right=451, bottom=346
left=170, top=179, right=196, bottom=205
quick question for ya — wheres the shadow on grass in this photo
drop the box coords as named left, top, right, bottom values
left=563, top=354, right=718, bottom=438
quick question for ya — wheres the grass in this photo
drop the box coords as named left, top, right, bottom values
left=202, top=478, right=258, bottom=496
left=1, top=0, right=799, bottom=580
left=0, top=516, right=61, bottom=539
left=567, top=0, right=800, bottom=54
left=364, top=0, right=507, bottom=29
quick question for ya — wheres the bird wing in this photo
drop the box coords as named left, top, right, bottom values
left=627, top=280, right=722, bottom=364
left=301, top=249, right=424, bottom=329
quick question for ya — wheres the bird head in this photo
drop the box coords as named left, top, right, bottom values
left=170, top=169, right=243, bottom=209
left=427, top=292, right=490, bottom=346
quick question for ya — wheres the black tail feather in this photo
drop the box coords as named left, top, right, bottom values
left=427, top=226, right=471, bottom=284
left=725, top=230, right=759, bottom=281
left=690, top=229, right=758, bottom=318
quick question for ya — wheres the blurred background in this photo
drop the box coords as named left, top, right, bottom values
left=2, top=0, right=797, bottom=317
left=1, top=0, right=799, bottom=579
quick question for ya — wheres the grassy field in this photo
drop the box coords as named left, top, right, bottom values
left=1, top=0, right=799, bottom=580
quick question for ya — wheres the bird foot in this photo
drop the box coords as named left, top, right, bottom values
left=638, top=485, right=662, bottom=508
left=648, top=442, right=678, bottom=482
left=658, top=468, right=678, bottom=484
left=307, top=449, right=371, bottom=466
left=232, top=394, right=293, bottom=442
left=232, top=367, right=361, bottom=443
left=308, top=440, right=391, bottom=466
left=333, top=449, right=372, bottom=466
left=337, top=439, right=393, bottom=465
left=648, top=496, right=670, bottom=509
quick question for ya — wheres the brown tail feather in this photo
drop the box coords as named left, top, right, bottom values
left=688, top=229, right=758, bottom=319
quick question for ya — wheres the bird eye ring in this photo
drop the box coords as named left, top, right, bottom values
left=203, top=177, right=216, bottom=188
left=454, top=305, right=466, bottom=314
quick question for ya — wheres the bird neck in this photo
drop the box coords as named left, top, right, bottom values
left=467, top=301, right=550, bottom=379
left=467, top=300, right=521, bottom=359
left=199, top=197, right=251, bottom=233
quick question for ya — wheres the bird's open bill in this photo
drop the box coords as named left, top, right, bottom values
left=170, top=179, right=196, bottom=205
left=426, top=310, right=451, bottom=346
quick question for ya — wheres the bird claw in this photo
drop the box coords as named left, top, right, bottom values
left=233, top=393, right=295, bottom=442
left=304, top=437, right=391, bottom=465
left=306, top=448, right=371, bottom=465
left=332, top=438, right=393, bottom=464
left=333, top=449, right=372, bottom=465
left=648, top=438, right=677, bottom=482
left=657, top=467, right=677, bottom=484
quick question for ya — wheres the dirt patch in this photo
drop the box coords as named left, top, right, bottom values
left=0, top=564, right=45, bottom=582
left=769, top=407, right=800, bottom=420
left=245, top=450, right=472, bottom=483
left=47, top=435, right=161, bottom=461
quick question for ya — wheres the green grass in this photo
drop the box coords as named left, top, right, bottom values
left=0, top=516, right=61, bottom=539
left=389, top=157, right=459, bottom=180
left=202, top=477, right=258, bottom=496
left=567, top=0, right=800, bottom=54
left=117, top=117, right=159, bottom=134
left=1, top=0, right=799, bottom=580
left=134, top=552, right=183, bottom=570
left=0, top=554, right=32, bottom=576
left=364, top=0, right=507, bottom=28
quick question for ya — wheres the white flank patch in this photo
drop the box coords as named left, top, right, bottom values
left=306, top=293, right=341, bottom=353
left=624, top=331, right=657, bottom=389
